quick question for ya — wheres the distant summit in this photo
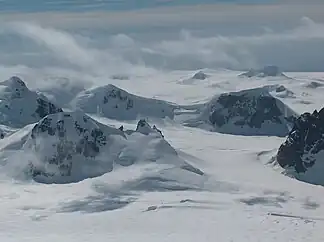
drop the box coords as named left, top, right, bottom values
left=304, top=81, right=324, bottom=89
left=183, top=87, right=297, bottom=136
left=239, top=66, right=288, bottom=78
left=0, top=76, right=62, bottom=128
left=192, top=71, right=209, bottom=80
left=71, top=84, right=177, bottom=120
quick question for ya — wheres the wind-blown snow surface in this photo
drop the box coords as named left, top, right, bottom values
left=0, top=70, right=324, bottom=242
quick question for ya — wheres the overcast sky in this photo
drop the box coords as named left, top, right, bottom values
left=0, top=1, right=324, bottom=76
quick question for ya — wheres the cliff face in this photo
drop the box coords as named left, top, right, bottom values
left=277, top=108, right=324, bottom=174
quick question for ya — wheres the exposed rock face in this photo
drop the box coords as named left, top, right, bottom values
left=305, top=81, right=324, bottom=89
left=239, top=66, right=287, bottom=78
left=0, top=76, right=62, bottom=128
left=136, top=119, right=164, bottom=137
left=71, top=84, right=176, bottom=120
left=192, top=71, right=208, bottom=80
left=277, top=108, right=324, bottom=175
left=185, top=87, right=297, bottom=136
left=18, top=112, right=202, bottom=184
left=276, top=85, right=287, bottom=92
left=272, top=85, right=295, bottom=99
left=24, top=111, right=124, bottom=179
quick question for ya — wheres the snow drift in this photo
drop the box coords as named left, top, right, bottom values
left=0, top=111, right=203, bottom=184
left=0, top=76, right=63, bottom=128
left=183, top=87, right=297, bottom=136
left=70, top=84, right=177, bottom=120
left=276, top=108, right=324, bottom=185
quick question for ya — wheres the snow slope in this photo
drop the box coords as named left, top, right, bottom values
left=0, top=76, right=63, bottom=128
left=239, top=66, right=289, bottom=79
left=71, top=84, right=178, bottom=120
left=0, top=70, right=324, bottom=242
left=0, top=110, right=204, bottom=185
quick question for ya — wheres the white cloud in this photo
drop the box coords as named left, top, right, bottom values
left=0, top=3, right=324, bottom=90
left=140, top=17, right=324, bottom=71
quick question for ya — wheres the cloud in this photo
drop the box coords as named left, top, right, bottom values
left=0, top=21, right=157, bottom=87
left=140, top=17, right=324, bottom=71
left=8, top=22, right=97, bottom=70
left=0, top=14, right=324, bottom=92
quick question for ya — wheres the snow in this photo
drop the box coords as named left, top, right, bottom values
left=71, top=84, right=177, bottom=120
left=0, top=76, right=62, bottom=128
left=0, top=69, right=324, bottom=241
left=239, top=66, right=289, bottom=78
left=1, top=5, right=324, bottom=242
left=181, top=86, right=297, bottom=136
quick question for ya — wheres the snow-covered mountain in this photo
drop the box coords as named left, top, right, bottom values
left=177, top=70, right=210, bottom=85
left=192, top=71, right=209, bottom=80
left=0, top=76, right=63, bottom=128
left=70, top=84, right=177, bottom=120
left=1, top=70, right=324, bottom=242
left=304, top=81, right=324, bottom=89
left=239, top=66, right=289, bottom=78
left=183, top=87, right=297, bottom=136
left=276, top=108, right=324, bottom=185
left=1, top=110, right=203, bottom=184
left=270, top=85, right=295, bottom=99
left=3, top=3, right=324, bottom=239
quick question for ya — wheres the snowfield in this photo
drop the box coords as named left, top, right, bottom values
left=0, top=70, right=324, bottom=242
left=1, top=2, right=324, bottom=241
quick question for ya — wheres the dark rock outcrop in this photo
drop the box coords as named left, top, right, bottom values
left=277, top=108, right=324, bottom=174
left=239, top=66, right=288, bottom=78
left=188, top=87, right=297, bottom=136
left=135, top=119, right=164, bottom=138
left=305, top=81, right=324, bottom=89
left=19, top=112, right=202, bottom=184
left=192, top=71, right=208, bottom=80
left=25, top=111, right=124, bottom=179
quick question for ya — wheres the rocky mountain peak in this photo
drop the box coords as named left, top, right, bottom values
left=239, top=65, right=287, bottom=78
left=203, top=87, right=296, bottom=136
left=0, top=76, right=63, bottom=127
left=277, top=107, right=324, bottom=174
